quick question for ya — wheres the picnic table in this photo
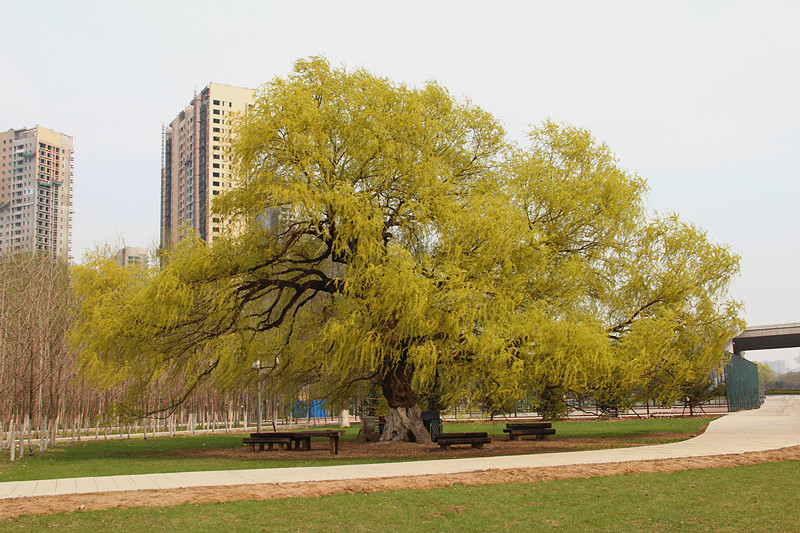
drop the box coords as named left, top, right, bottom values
left=503, top=422, right=556, bottom=441
left=244, top=430, right=346, bottom=455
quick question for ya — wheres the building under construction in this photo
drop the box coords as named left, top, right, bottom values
left=0, top=125, right=73, bottom=261
left=160, top=83, right=255, bottom=250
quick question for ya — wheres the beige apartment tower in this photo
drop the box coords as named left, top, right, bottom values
left=161, top=83, right=255, bottom=249
left=0, top=126, right=73, bottom=260
left=115, top=246, right=150, bottom=267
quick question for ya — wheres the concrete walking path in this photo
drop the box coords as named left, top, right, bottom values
left=1, top=395, right=798, bottom=500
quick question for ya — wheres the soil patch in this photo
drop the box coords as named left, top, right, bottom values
left=176, top=431, right=699, bottom=461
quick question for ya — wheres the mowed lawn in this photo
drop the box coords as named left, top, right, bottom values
left=0, top=417, right=713, bottom=482
left=2, top=459, right=799, bottom=532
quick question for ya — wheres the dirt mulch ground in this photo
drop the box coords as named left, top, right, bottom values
left=178, top=430, right=700, bottom=461
left=2, top=435, right=800, bottom=520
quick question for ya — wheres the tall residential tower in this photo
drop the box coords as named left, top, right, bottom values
left=0, top=126, right=73, bottom=260
left=161, top=83, right=255, bottom=249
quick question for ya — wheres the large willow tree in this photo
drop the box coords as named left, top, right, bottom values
left=500, top=124, right=743, bottom=416
left=73, top=57, right=742, bottom=442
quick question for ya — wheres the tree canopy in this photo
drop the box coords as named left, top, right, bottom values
left=72, top=57, right=743, bottom=441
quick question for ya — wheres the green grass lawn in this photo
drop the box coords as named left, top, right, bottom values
left=0, top=417, right=713, bottom=483
left=0, top=426, right=382, bottom=482
left=450, top=416, right=712, bottom=439
left=2, top=458, right=798, bottom=532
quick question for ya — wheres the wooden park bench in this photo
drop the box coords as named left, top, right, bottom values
left=503, top=422, right=556, bottom=441
left=243, top=433, right=294, bottom=451
left=434, top=432, right=491, bottom=450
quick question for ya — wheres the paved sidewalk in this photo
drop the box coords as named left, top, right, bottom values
left=1, top=395, right=798, bottom=500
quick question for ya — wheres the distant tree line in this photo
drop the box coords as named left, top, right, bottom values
left=763, top=367, right=800, bottom=392
left=0, top=253, right=329, bottom=462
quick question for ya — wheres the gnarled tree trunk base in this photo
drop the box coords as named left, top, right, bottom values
left=380, top=406, right=432, bottom=444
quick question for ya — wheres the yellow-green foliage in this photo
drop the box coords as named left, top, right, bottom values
left=756, top=362, right=774, bottom=391
left=70, top=57, right=743, bottom=416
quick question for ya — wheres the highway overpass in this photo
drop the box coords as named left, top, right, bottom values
left=730, top=323, right=800, bottom=354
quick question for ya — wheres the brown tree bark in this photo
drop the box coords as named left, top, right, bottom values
left=379, top=359, right=432, bottom=444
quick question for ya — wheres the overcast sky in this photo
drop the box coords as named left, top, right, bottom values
left=2, top=1, right=798, bottom=366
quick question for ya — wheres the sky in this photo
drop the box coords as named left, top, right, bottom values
left=2, top=0, right=799, bottom=367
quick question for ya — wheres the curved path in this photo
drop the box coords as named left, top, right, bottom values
left=2, top=395, right=798, bottom=500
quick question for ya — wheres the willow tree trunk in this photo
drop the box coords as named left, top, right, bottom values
left=379, top=360, right=432, bottom=444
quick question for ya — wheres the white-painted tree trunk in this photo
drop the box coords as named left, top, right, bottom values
left=18, top=416, right=25, bottom=459
left=9, top=417, right=15, bottom=462
left=25, top=414, right=32, bottom=456
left=40, top=418, right=47, bottom=452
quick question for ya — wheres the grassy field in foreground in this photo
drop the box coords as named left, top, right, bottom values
left=0, top=417, right=713, bottom=483
left=3, top=458, right=799, bottom=532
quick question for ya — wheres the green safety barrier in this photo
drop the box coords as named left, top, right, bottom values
left=725, top=352, right=760, bottom=411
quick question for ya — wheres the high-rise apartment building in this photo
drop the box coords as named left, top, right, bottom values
left=161, top=83, right=255, bottom=249
left=115, top=246, right=150, bottom=267
left=0, top=126, right=73, bottom=261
